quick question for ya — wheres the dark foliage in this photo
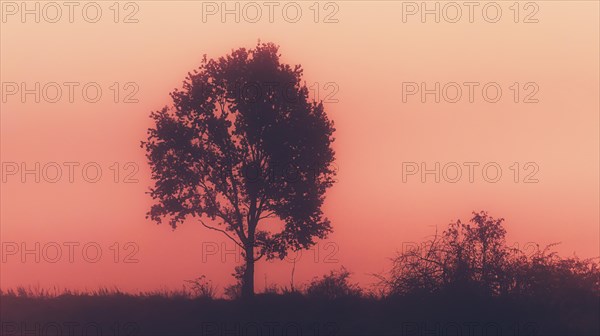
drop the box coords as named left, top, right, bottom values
left=377, top=211, right=600, bottom=302
left=141, top=42, right=336, bottom=298
left=305, top=267, right=363, bottom=300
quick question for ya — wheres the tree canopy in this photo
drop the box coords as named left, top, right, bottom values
left=142, top=42, right=337, bottom=297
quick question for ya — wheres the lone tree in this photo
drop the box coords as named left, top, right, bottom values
left=142, top=42, right=336, bottom=298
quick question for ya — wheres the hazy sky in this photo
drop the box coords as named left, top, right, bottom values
left=1, top=1, right=598, bottom=293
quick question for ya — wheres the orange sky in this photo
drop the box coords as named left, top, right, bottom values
left=1, top=1, right=598, bottom=293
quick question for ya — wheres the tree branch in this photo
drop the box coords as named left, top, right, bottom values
left=258, top=211, right=276, bottom=220
left=199, top=219, right=244, bottom=249
left=253, top=249, right=265, bottom=262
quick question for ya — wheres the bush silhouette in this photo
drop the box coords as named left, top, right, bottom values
left=306, top=267, right=362, bottom=300
left=379, top=211, right=600, bottom=300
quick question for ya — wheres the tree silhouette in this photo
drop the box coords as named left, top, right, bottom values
left=142, top=42, right=336, bottom=298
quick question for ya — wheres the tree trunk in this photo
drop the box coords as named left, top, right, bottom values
left=241, top=244, right=255, bottom=299
left=242, top=200, right=258, bottom=300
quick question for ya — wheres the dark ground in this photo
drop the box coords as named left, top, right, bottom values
left=1, top=292, right=598, bottom=335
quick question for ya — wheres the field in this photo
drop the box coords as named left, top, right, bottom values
left=1, top=289, right=598, bottom=335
